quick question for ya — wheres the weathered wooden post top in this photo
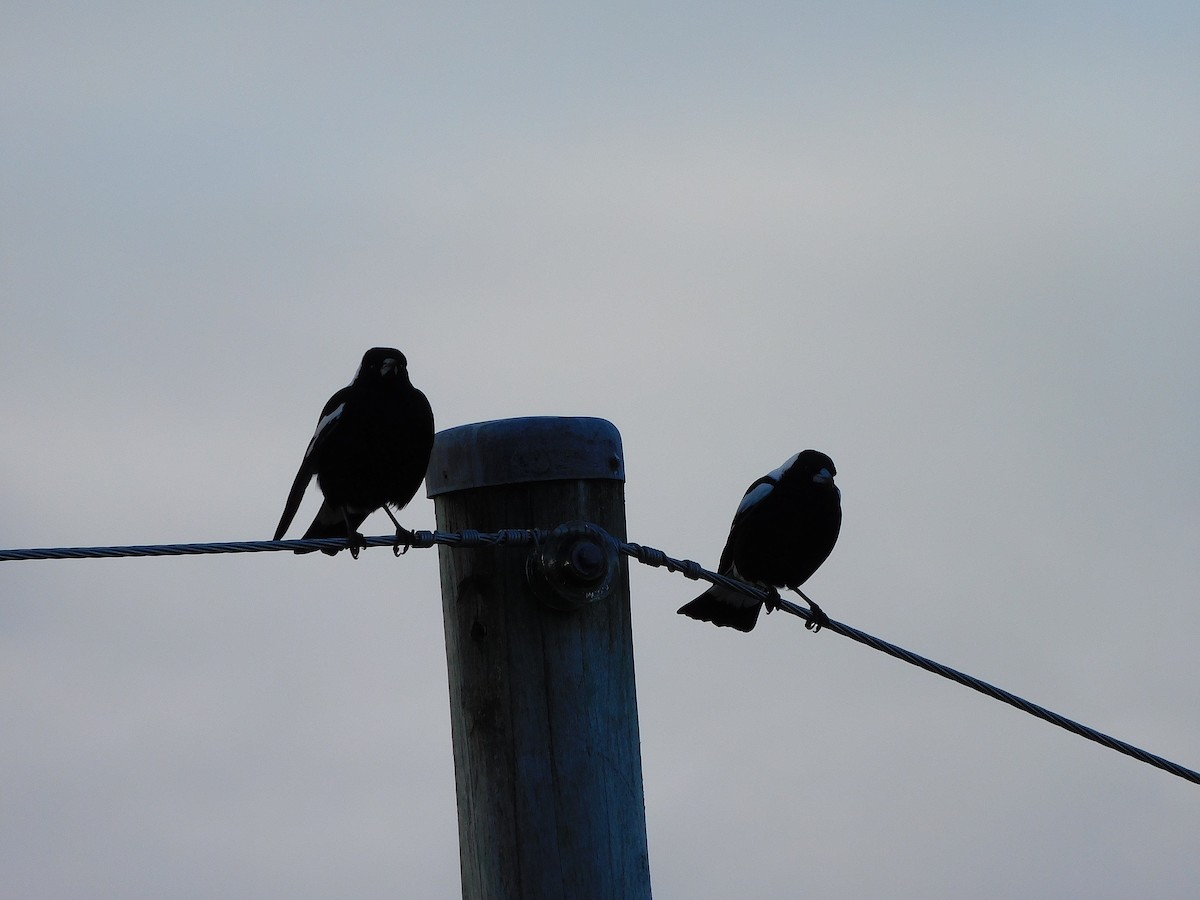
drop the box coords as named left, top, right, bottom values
left=426, top=416, right=652, bottom=900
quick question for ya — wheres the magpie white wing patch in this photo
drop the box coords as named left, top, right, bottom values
left=736, top=480, right=775, bottom=516
left=305, top=402, right=345, bottom=459
left=734, top=453, right=800, bottom=517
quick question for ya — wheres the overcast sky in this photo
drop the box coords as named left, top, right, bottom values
left=3, top=3, right=1198, bottom=898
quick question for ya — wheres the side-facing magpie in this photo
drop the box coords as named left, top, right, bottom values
left=273, top=347, right=435, bottom=556
left=678, top=449, right=841, bottom=632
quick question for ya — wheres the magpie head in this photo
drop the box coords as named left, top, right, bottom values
left=784, top=449, right=838, bottom=488
left=356, top=347, right=408, bottom=382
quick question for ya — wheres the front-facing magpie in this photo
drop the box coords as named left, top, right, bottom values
left=273, top=347, right=435, bottom=556
left=678, top=449, right=841, bottom=632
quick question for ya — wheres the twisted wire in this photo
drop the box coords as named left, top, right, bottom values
left=765, top=595, right=1200, bottom=784
left=0, top=530, right=539, bottom=561
left=2, top=527, right=1196, bottom=785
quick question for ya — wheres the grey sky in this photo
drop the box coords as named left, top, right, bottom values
left=3, top=3, right=1198, bottom=897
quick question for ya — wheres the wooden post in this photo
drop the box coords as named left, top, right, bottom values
left=426, top=417, right=652, bottom=900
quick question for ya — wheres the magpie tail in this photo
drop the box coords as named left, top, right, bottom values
left=677, top=583, right=763, bottom=633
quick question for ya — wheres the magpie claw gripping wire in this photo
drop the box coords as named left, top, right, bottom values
left=392, top=526, right=416, bottom=556
left=764, top=588, right=782, bottom=616
left=803, top=597, right=829, bottom=632
left=347, top=532, right=367, bottom=559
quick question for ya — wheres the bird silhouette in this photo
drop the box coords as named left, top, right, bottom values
left=678, top=450, right=841, bottom=632
left=274, top=347, right=434, bottom=556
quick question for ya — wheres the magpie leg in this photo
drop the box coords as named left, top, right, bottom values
left=341, top=508, right=366, bottom=559
left=790, top=587, right=830, bottom=633
left=382, top=505, right=416, bottom=556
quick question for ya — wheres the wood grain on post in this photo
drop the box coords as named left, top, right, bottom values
left=425, top=416, right=652, bottom=900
